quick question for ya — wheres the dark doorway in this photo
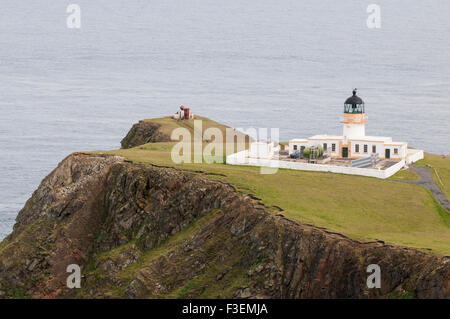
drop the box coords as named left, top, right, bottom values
left=342, top=147, right=348, bottom=158
left=385, top=149, right=391, bottom=159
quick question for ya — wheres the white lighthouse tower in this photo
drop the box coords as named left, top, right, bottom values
left=341, top=89, right=367, bottom=138
left=243, top=87, right=426, bottom=178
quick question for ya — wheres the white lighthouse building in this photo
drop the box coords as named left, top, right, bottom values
left=227, top=89, right=424, bottom=179
left=289, top=89, right=412, bottom=161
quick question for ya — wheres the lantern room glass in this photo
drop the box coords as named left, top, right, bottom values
left=344, top=103, right=365, bottom=113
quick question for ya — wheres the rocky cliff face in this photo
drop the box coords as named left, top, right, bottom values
left=0, top=153, right=448, bottom=298
left=120, top=120, right=170, bottom=149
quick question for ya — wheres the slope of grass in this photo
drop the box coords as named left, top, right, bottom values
left=144, top=116, right=250, bottom=145
left=81, top=209, right=250, bottom=298
left=389, top=167, right=420, bottom=181
left=118, top=210, right=221, bottom=284
left=92, top=141, right=450, bottom=255
left=90, top=117, right=450, bottom=255
left=416, top=153, right=450, bottom=199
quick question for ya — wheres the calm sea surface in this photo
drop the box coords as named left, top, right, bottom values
left=1, top=1, right=449, bottom=239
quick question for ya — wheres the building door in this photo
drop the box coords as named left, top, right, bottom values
left=385, top=149, right=390, bottom=159
left=342, top=147, right=348, bottom=158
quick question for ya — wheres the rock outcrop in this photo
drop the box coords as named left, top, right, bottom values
left=0, top=153, right=448, bottom=298
left=120, top=120, right=170, bottom=149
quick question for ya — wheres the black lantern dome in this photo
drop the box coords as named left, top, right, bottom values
left=344, top=89, right=365, bottom=113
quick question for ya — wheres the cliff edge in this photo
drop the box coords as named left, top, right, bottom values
left=121, top=120, right=170, bottom=149
left=0, top=118, right=448, bottom=298
left=0, top=152, right=448, bottom=298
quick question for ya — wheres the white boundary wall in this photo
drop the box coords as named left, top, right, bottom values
left=226, top=150, right=406, bottom=179
left=406, top=149, right=424, bottom=164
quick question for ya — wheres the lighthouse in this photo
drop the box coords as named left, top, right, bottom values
left=287, top=88, right=416, bottom=161
left=341, top=89, right=367, bottom=138
left=233, top=88, right=425, bottom=178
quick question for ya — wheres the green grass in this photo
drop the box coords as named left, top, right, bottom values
left=143, top=116, right=250, bottom=146
left=167, top=263, right=248, bottom=299
left=384, top=290, right=415, bottom=299
left=0, top=282, right=30, bottom=299
left=89, top=117, right=450, bottom=255
left=118, top=210, right=221, bottom=282
left=416, top=152, right=450, bottom=199
left=92, top=142, right=450, bottom=255
left=389, top=167, right=420, bottom=181
left=80, top=210, right=222, bottom=298
left=81, top=209, right=250, bottom=298
left=0, top=217, right=55, bottom=298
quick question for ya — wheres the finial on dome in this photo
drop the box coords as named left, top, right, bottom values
left=352, top=88, right=357, bottom=96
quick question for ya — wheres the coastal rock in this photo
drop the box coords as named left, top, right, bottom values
left=120, top=120, right=170, bottom=149
left=0, top=153, right=448, bottom=298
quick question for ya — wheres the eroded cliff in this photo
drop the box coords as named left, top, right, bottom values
left=0, top=153, right=448, bottom=298
left=120, top=120, right=170, bottom=149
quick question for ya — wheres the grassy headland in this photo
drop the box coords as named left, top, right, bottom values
left=93, top=117, right=450, bottom=255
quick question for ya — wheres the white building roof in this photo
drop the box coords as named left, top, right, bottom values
left=350, top=136, right=392, bottom=142
left=385, top=141, right=407, bottom=146
left=289, top=138, right=308, bottom=143
left=290, top=135, right=405, bottom=145
left=308, top=135, right=344, bottom=140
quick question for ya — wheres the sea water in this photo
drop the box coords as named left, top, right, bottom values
left=0, top=0, right=449, bottom=239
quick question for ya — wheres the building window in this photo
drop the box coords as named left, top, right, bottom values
left=323, top=143, right=327, bottom=151
left=332, top=143, right=336, bottom=152
left=394, top=148, right=399, bottom=154
left=301, top=146, right=305, bottom=152
left=372, top=145, right=376, bottom=153
left=364, top=144, right=368, bottom=153
left=355, top=144, right=360, bottom=153
left=293, top=145, right=297, bottom=151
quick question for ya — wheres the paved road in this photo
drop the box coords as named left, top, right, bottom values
left=398, top=165, right=450, bottom=212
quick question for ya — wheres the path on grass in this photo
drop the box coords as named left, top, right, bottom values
left=397, top=165, right=450, bottom=212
